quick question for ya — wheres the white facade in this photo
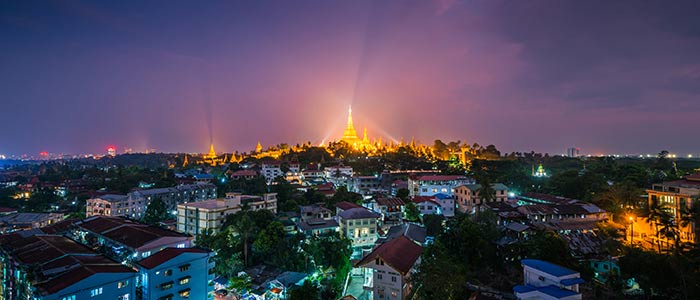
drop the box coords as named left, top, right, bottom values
left=177, top=193, right=277, bottom=236
left=408, top=175, right=473, bottom=197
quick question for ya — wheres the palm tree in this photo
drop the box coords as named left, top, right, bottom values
left=657, top=213, right=679, bottom=252
left=644, top=199, right=668, bottom=252
left=679, top=200, right=700, bottom=248
left=229, top=213, right=256, bottom=266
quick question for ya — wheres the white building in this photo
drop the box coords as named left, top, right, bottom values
left=407, top=175, right=472, bottom=197
left=262, top=162, right=300, bottom=184
left=86, top=183, right=216, bottom=219
left=513, top=259, right=583, bottom=300
left=324, top=164, right=354, bottom=179
left=177, top=192, right=277, bottom=235
left=337, top=207, right=381, bottom=253
left=432, top=193, right=455, bottom=217
left=356, top=236, right=423, bottom=300
left=411, top=196, right=443, bottom=217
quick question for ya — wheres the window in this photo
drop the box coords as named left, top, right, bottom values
left=158, top=295, right=173, bottom=300
left=164, top=269, right=173, bottom=276
left=391, top=276, right=397, bottom=282
left=90, top=287, right=103, bottom=297
left=377, top=274, right=383, bottom=280
left=176, top=243, right=185, bottom=249
left=118, top=294, right=130, bottom=300
left=179, top=276, right=191, bottom=285
left=179, top=264, right=190, bottom=272
left=160, top=281, right=174, bottom=290
left=62, top=296, right=76, bottom=300
left=179, top=288, right=191, bottom=298
left=118, top=280, right=129, bottom=288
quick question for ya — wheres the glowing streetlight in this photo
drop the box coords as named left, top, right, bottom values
left=628, top=215, right=635, bottom=244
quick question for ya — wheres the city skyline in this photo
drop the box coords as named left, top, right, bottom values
left=2, top=1, right=700, bottom=155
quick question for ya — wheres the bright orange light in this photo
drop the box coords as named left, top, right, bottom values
left=628, top=216, right=634, bottom=222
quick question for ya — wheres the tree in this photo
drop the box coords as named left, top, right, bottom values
left=143, top=198, right=170, bottom=225
left=404, top=202, right=421, bottom=222
left=422, top=214, right=445, bottom=236
left=289, top=280, right=320, bottom=300
left=396, top=188, right=410, bottom=201
left=253, top=221, right=286, bottom=260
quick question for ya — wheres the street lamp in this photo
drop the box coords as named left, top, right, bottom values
left=628, top=215, right=634, bottom=244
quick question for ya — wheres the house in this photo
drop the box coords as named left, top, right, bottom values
left=454, top=183, right=509, bottom=213
left=642, top=174, right=700, bottom=246
left=135, top=247, right=215, bottom=300
left=296, top=218, right=339, bottom=237
left=407, top=175, right=473, bottom=197
left=228, top=169, right=258, bottom=180
left=349, top=175, right=381, bottom=195
left=0, top=234, right=137, bottom=300
left=432, top=193, right=455, bottom=217
left=70, top=216, right=193, bottom=262
left=373, top=197, right=405, bottom=224
left=337, top=207, right=381, bottom=254
left=302, top=163, right=325, bottom=180
left=324, top=164, right=354, bottom=179
left=355, top=236, right=423, bottom=300
left=513, top=259, right=583, bottom=300
left=178, top=192, right=278, bottom=235
left=375, top=223, right=426, bottom=246
left=335, top=201, right=363, bottom=216
left=262, top=161, right=284, bottom=183
left=412, top=196, right=442, bottom=217
left=300, top=204, right=332, bottom=221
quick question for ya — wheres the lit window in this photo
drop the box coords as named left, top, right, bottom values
left=118, top=280, right=129, bottom=288
left=90, top=287, right=103, bottom=297
left=179, top=276, right=190, bottom=285
left=62, top=296, right=76, bottom=300
left=179, top=289, right=191, bottom=298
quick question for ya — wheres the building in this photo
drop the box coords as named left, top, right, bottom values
left=375, top=223, right=426, bottom=246
left=135, top=247, right=215, bottom=300
left=296, top=219, right=339, bottom=237
left=300, top=204, right=333, bottom=221
left=513, top=259, right=583, bottom=300
left=0, top=234, right=137, bottom=300
left=70, top=216, right=193, bottom=262
left=86, top=183, right=217, bottom=219
left=337, top=207, right=381, bottom=253
left=355, top=236, right=423, bottom=300
left=566, top=148, right=580, bottom=158
left=454, top=183, right=509, bottom=213
left=412, top=196, right=442, bottom=216
left=335, top=201, right=364, bottom=216
left=643, top=173, right=700, bottom=246
left=349, top=175, right=381, bottom=195
left=407, top=175, right=472, bottom=197
left=178, top=192, right=277, bottom=236
left=0, top=212, right=64, bottom=233
left=372, top=197, right=405, bottom=224
left=324, top=164, right=354, bottom=179
left=432, top=193, right=455, bottom=217
left=228, top=169, right=258, bottom=180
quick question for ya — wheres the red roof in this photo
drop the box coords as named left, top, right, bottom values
left=376, top=197, right=405, bottom=207
left=355, top=236, right=422, bottom=275
left=137, top=247, right=211, bottom=269
left=416, top=175, right=466, bottom=181
left=412, top=196, right=439, bottom=206
left=686, top=173, right=700, bottom=181
left=335, top=201, right=363, bottom=211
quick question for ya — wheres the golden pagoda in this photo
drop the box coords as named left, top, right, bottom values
left=202, top=143, right=224, bottom=166
left=255, top=141, right=263, bottom=153
left=341, top=106, right=361, bottom=147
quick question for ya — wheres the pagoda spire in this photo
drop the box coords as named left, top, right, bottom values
left=341, top=105, right=360, bottom=145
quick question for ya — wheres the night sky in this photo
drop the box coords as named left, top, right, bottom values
left=2, top=0, right=700, bottom=156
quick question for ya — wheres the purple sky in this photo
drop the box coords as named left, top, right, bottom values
left=2, top=0, right=700, bottom=156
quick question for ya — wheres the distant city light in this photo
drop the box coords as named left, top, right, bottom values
left=688, top=154, right=693, bottom=158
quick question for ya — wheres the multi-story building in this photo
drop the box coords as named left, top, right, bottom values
left=454, top=183, right=509, bottom=213
left=177, top=192, right=277, bottom=236
left=0, top=234, right=137, bottom=300
left=513, top=259, right=583, bottom=300
left=337, top=207, right=381, bottom=254
left=412, top=196, right=443, bottom=217
left=70, top=216, right=193, bottom=262
left=643, top=174, right=700, bottom=246
left=356, top=236, right=423, bottom=300
left=0, top=212, right=64, bottom=233
left=407, top=175, right=472, bottom=197
left=372, top=197, right=405, bottom=224
left=324, top=164, right=354, bottom=179
left=85, top=183, right=216, bottom=219
left=300, top=204, right=332, bottom=221
left=349, top=175, right=381, bottom=195
left=135, top=247, right=215, bottom=300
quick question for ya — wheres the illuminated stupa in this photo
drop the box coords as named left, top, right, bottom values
left=202, top=143, right=225, bottom=166
left=341, top=106, right=361, bottom=147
